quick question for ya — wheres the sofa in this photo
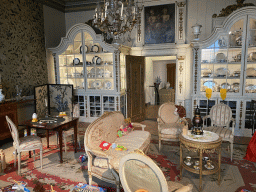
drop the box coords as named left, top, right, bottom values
left=84, top=111, right=151, bottom=192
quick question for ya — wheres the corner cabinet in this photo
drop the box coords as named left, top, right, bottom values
left=49, top=23, right=129, bottom=122
left=192, top=7, right=256, bottom=137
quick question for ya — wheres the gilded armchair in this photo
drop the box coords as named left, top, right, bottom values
left=202, top=103, right=235, bottom=161
left=157, top=102, right=188, bottom=151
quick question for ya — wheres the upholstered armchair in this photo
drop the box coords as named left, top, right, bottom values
left=84, top=111, right=151, bottom=192
left=157, top=102, right=188, bottom=151
left=119, top=152, right=193, bottom=192
left=202, top=103, right=235, bottom=161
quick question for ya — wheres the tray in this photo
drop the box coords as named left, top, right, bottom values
left=215, top=68, right=230, bottom=77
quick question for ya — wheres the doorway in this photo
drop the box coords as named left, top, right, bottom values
left=167, top=63, right=176, bottom=89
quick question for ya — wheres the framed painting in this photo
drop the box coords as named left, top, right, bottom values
left=144, top=4, right=175, bottom=44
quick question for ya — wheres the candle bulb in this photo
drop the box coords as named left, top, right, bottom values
left=45, top=98, right=48, bottom=107
left=120, top=2, right=123, bottom=17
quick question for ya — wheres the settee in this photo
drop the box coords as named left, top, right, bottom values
left=84, top=111, right=151, bottom=191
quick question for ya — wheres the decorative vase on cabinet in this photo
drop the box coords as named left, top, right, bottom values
left=191, top=6, right=256, bottom=137
left=49, top=23, right=129, bottom=122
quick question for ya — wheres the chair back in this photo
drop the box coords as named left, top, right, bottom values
left=6, top=116, right=20, bottom=146
left=84, top=111, right=125, bottom=154
left=119, top=153, right=168, bottom=192
left=158, top=102, right=179, bottom=124
left=209, top=103, right=232, bottom=127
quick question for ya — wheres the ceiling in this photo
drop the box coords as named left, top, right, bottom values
left=42, top=0, right=100, bottom=13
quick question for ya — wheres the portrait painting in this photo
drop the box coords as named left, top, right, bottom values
left=144, top=4, right=175, bottom=44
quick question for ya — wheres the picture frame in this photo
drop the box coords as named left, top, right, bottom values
left=144, top=4, right=175, bottom=44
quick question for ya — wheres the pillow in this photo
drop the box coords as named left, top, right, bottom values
left=93, top=157, right=109, bottom=168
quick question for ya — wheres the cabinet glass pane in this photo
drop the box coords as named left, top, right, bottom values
left=89, top=96, right=101, bottom=117
left=245, top=18, right=256, bottom=93
left=86, top=52, right=114, bottom=90
left=58, top=33, right=84, bottom=89
left=200, top=19, right=244, bottom=93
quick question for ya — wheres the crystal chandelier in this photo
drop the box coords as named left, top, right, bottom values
left=93, top=0, right=143, bottom=44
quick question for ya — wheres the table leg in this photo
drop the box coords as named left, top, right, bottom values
left=218, top=147, right=221, bottom=185
left=180, top=143, right=183, bottom=179
left=199, top=149, right=203, bottom=191
left=46, top=130, right=49, bottom=148
left=58, top=129, right=63, bottom=163
left=26, top=126, right=32, bottom=158
left=74, top=119, right=78, bottom=153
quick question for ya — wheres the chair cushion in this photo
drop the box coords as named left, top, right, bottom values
left=107, top=130, right=151, bottom=171
left=93, top=157, right=109, bottom=168
left=159, top=123, right=184, bottom=135
left=204, top=126, right=234, bottom=141
left=19, top=135, right=42, bottom=150
left=91, top=166, right=116, bottom=180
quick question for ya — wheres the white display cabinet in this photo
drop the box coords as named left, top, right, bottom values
left=49, top=23, right=129, bottom=122
left=191, top=7, right=256, bottom=136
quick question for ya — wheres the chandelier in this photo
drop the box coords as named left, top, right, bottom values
left=93, top=0, right=143, bottom=44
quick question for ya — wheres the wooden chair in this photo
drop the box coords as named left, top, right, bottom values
left=6, top=116, right=43, bottom=175
left=157, top=102, right=188, bottom=151
left=202, top=103, right=235, bottom=161
left=119, top=152, right=193, bottom=192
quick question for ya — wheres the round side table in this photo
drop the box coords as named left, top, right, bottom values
left=179, top=131, right=222, bottom=191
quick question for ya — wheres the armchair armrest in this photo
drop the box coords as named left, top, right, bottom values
left=131, top=122, right=146, bottom=131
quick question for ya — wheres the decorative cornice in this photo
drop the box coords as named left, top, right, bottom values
left=212, top=0, right=255, bottom=18
left=41, top=0, right=98, bottom=13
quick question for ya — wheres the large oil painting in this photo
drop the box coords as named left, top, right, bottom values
left=144, top=4, right=175, bottom=44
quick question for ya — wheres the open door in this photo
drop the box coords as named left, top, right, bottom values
left=167, top=63, right=176, bottom=89
left=126, top=55, right=145, bottom=122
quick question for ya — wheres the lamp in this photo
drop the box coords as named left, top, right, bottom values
left=93, top=0, right=143, bottom=45
left=192, top=23, right=202, bottom=40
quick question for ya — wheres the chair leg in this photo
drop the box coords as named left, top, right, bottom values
left=159, top=139, right=161, bottom=151
left=18, top=152, right=21, bottom=175
left=33, top=150, right=36, bottom=162
left=230, top=142, right=233, bottom=162
left=40, top=147, right=43, bottom=169
left=14, top=149, right=17, bottom=167
left=88, top=172, right=92, bottom=185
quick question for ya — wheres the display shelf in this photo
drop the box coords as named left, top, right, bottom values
left=192, top=7, right=256, bottom=136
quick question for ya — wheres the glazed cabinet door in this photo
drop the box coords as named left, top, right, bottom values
left=200, top=17, right=246, bottom=96
left=244, top=16, right=256, bottom=95
left=58, top=32, right=84, bottom=89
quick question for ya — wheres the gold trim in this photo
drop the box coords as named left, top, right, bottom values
left=177, top=2, right=186, bottom=7
left=212, top=0, right=254, bottom=18
left=179, top=81, right=182, bottom=94
left=239, top=101, right=243, bottom=129
left=194, top=48, right=199, bottom=94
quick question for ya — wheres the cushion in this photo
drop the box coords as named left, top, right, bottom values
left=159, top=123, right=184, bottom=135
left=19, top=135, right=42, bottom=150
left=93, top=157, right=109, bottom=168
left=107, top=130, right=151, bottom=171
left=91, top=166, right=116, bottom=180
left=204, top=126, right=234, bottom=141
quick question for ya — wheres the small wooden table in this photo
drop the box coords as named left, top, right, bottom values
left=20, top=116, right=79, bottom=163
left=179, top=131, right=222, bottom=191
